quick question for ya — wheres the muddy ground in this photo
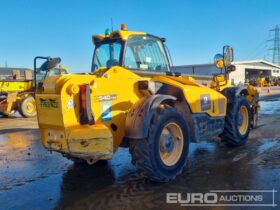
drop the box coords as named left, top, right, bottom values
left=0, top=98, right=279, bottom=210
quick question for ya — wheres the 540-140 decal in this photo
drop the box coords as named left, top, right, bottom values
left=94, top=94, right=117, bottom=102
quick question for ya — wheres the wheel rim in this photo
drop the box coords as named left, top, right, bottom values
left=159, top=122, right=184, bottom=166
left=238, top=105, right=249, bottom=135
left=25, top=100, right=36, bottom=114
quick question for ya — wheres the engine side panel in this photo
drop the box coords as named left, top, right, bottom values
left=151, top=76, right=227, bottom=117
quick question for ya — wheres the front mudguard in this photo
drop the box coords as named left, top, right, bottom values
left=222, top=86, right=249, bottom=103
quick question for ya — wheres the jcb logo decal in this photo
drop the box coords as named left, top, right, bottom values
left=39, top=98, right=59, bottom=108
left=200, top=94, right=211, bottom=111
left=203, top=96, right=208, bottom=104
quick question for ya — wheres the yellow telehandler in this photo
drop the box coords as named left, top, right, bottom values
left=34, top=25, right=259, bottom=182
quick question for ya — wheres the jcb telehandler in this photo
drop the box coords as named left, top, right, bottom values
left=34, top=25, right=259, bottom=182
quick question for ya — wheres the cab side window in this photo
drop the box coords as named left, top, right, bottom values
left=93, top=43, right=121, bottom=70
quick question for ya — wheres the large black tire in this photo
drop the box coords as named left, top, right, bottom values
left=221, top=96, right=251, bottom=146
left=129, top=107, right=190, bottom=182
left=18, top=96, right=37, bottom=118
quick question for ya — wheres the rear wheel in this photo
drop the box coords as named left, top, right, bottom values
left=221, top=96, right=251, bottom=146
left=129, top=107, right=190, bottom=182
left=19, top=96, right=37, bottom=118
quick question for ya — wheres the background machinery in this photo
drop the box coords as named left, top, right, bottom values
left=0, top=69, right=36, bottom=117
left=0, top=66, right=68, bottom=117
left=34, top=25, right=259, bottom=182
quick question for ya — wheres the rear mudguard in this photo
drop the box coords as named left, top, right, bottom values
left=125, top=94, right=176, bottom=139
left=124, top=94, right=224, bottom=142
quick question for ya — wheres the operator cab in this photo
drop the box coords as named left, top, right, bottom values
left=91, top=25, right=171, bottom=73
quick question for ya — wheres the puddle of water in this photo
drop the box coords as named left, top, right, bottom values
left=259, top=97, right=280, bottom=115
left=189, top=141, right=217, bottom=157
left=108, top=148, right=137, bottom=181
left=0, top=174, right=63, bottom=210
left=257, top=140, right=278, bottom=154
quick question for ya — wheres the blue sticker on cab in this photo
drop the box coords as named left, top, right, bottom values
left=101, top=102, right=112, bottom=122
left=200, top=94, right=211, bottom=111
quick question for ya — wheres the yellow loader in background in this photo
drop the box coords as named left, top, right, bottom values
left=34, top=25, right=259, bottom=182
left=0, top=69, right=36, bottom=117
left=0, top=66, right=67, bottom=117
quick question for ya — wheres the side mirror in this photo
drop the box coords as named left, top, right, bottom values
left=214, top=45, right=235, bottom=72
left=214, top=53, right=224, bottom=69
left=223, top=45, right=233, bottom=67
left=40, top=57, right=61, bottom=71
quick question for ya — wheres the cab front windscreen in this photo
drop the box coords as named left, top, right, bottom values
left=91, top=35, right=170, bottom=72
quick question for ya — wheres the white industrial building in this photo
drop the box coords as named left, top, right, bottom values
left=173, top=60, right=280, bottom=85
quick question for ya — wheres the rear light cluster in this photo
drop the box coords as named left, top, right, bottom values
left=79, top=84, right=94, bottom=125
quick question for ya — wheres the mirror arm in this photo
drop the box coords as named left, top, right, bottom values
left=33, top=56, right=50, bottom=91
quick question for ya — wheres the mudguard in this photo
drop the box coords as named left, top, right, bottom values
left=125, top=94, right=176, bottom=139
left=222, top=87, right=249, bottom=103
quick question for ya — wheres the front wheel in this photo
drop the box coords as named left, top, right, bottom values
left=129, top=107, right=190, bottom=182
left=19, top=96, right=37, bottom=118
left=221, top=96, right=251, bottom=146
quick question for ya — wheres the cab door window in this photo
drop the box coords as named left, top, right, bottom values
left=124, top=36, right=170, bottom=72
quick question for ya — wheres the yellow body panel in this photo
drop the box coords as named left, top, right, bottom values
left=152, top=76, right=227, bottom=116
left=37, top=67, right=144, bottom=154
left=210, top=75, right=232, bottom=91
left=0, top=80, right=33, bottom=93
left=67, top=124, right=113, bottom=160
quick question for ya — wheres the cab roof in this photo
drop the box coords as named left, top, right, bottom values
left=92, top=30, right=146, bottom=45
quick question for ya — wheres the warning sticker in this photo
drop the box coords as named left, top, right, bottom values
left=200, top=94, right=211, bottom=111
left=66, top=97, right=76, bottom=109
left=101, top=102, right=112, bottom=122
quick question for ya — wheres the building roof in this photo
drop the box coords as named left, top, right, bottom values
left=0, top=67, right=33, bottom=75
left=232, top=60, right=280, bottom=69
left=174, top=60, right=280, bottom=69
